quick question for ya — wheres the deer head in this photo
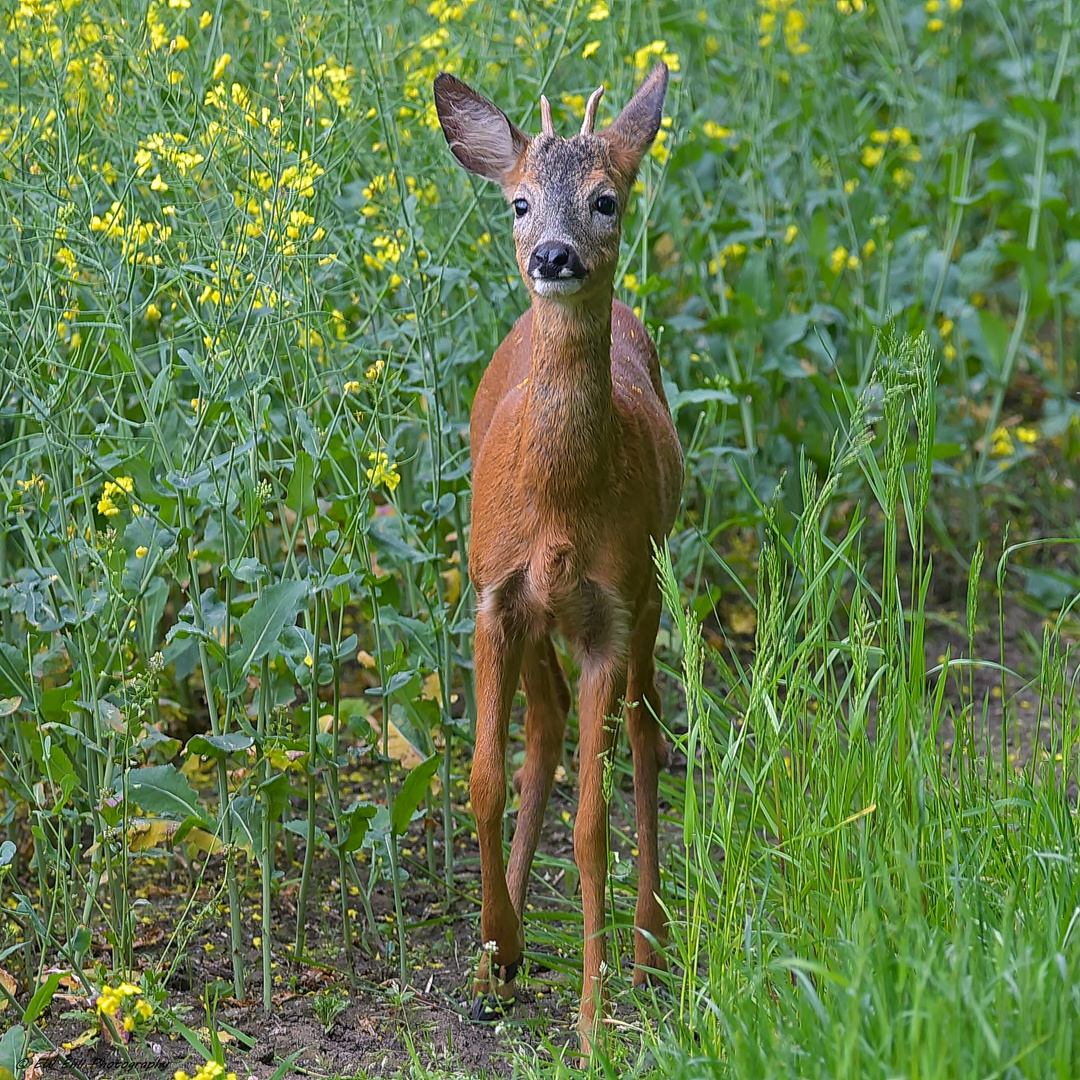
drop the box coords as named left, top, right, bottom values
left=433, top=64, right=669, bottom=306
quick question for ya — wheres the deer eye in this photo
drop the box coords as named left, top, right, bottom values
left=595, top=194, right=617, bottom=216
left=512, top=198, right=529, bottom=218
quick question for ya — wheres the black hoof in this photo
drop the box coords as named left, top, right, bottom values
left=471, top=993, right=515, bottom=1021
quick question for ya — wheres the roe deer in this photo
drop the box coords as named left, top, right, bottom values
left=433, top=64, right=682, bottom=1054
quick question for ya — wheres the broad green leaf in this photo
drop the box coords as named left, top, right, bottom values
left=0, top=843, right=13, bottom=869
left=0, top=644, right=29, bottom=701
left=187, top=732, right=254, bottom=758
left=337, top=803, right=377, bottom=854
left=286, top=451, right=317, bottom=518
left=125, top=765, right=206, bottom=823
left=22, top=972, right=61, bottom=1026
left=392, top=754, right=440, bottom=836
left=0, top=1024, right=24, bottom=1078
left=230, top=580, right=308, bottom=693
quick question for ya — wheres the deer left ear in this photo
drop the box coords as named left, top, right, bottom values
left=433, top=73, right=530, bottom=189
left=600, top=63, right=669, bottom=183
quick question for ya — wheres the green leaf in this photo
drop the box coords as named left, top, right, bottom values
left=125, top=765, right=206, bottom=823
left=392, top=754, right=440, bottom=836
left=0, top=644, right=29, bottom=700
left=0, top=1024, right=25, bottom=1079
left=0, top=842, right=14, bottom=868
left=337, top=803, right=377, bottom=854
left=22, top=972, right=61, bottom=1026
left=187, top=732, right=254, bottom=758
left=230, top=580, right=308, bottom=693
left=286, top=451, right=317, bottom=518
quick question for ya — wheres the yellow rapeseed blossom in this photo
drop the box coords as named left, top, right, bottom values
left=587, top=1, right=609, bottom=19
left=784, top=224, right=798, bottom=244
left=1016, top=426, right=1038, bottom=445
left=366, top=360, right=385, bottom=380
left=582, top=40, right=600, bottom=59
left=928, top=17, right=944, bottom=30
left=634, top=40, right=680, bottom=73
left=367, top=451, right=400, bottom=493
left=211, top=52, right=231, bottom=81
left=703, top=121, right=734, bottom=139
left=829, top=245, right=849, bottom=273
left=989, top=426, right=1014, bottom=458
left=343, top=380, right=360, bottom=394
left=97, top=477, right=134, bottom=517
left=836, top=0, right=865, bottom=12
left=136, top=546, right=149, bottom=558
left=862, top=145, right=884, bottom=168
left=892, top=167, right=914, bottom=188
left=861, top=238, right=876, bottom=259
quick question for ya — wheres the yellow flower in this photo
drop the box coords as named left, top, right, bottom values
left=622, top=273, right=639, bottom=292
left=582, top=40, right=600, bottom=59
left=925, top=0, right=940, bottom=10
left=172, top=34, right=189, bottom=50
left=344, top=380, right=360, bottom=394
left=366, top=360, right=384, bottom=380
left=784, top=224, right=798, bottom=244
left=862, top=145, right=884, bottom=168
left=211, top=53, right=231, bottom=81
left=892, top=167, right=914, bottom=188
left=861, top=238, right=876, bottom=259
left=150, top=174, right=169, bottom=192
left=989, top=426, right=1014, bottom=458
left=1016, top=426, right=1038, bottom=445
left=136, top=546, right=149, bottom=558
left=844, top=178, right=859, bottom=194
left=939, top=317, right=954, bottom=337
left=927, top=16, right=944, bottom=30
left=703, top=121, right=733, bottom=139
left=97, top=477, right=135, bottom=517
left=943, top=343, right=956, bottom=361
left=947, top=0, right=962, bottom=9
left=586, top=1, right=609, bottom=19
left=366, top=451, right=401, bottom=493
left=829, top=245, right=849, bottom=273
left=891, top=126, right=912, bottom=146
left=146, top=303, right=162, bottom=321
left=846, top=252, right=861, bottom=270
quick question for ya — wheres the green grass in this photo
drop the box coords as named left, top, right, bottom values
left=0, top=0, right=1078, bottom=1076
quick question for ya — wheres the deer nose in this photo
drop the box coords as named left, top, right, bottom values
left=528, top=242, right=586, bottom=281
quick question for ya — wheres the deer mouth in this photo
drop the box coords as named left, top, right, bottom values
left=531, top=276, right=585, bottom=298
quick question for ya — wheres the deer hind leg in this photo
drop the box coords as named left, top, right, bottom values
left=625, top=596, right=669, bottom=984
left=574, top=651, right=626, bottom=1057
left=470, top=594, right=524, bottom=1016
left=507, top=635, right=569, bottom=918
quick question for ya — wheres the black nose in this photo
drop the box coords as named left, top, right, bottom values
left=528, top=242, right=586, bottom=281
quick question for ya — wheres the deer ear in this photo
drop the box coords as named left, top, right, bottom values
left=601, top=62, right=669, bottom=183
left=434, top=74, right=530, bottom=187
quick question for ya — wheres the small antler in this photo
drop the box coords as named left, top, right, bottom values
left=539, top=94, right=555, bottom=136
left=581, top=85, right=604, bottom=135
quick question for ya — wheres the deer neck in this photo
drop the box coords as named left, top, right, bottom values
left=520, top=291, right=615, bottom=505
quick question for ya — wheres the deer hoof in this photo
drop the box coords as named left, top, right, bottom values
left=471, top=993, right=516, bottom=1021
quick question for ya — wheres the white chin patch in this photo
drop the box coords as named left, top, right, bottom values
left=531, top=276, right=584, bottom=298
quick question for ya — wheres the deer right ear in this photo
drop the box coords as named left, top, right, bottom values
left=433, top=74, right=530, bottom=187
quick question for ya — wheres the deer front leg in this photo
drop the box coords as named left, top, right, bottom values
left=626, top=600, right=668, bottom=983
left=470, top=598, right=524, bottom=1018
left=574, top=654, right=625, bottom=1058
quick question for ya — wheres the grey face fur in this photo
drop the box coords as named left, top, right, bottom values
left=510, top=135, right=622, bottom=302
left=433, top=64, right=669, bottom=306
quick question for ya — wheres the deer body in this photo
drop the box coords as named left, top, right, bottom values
left=434, top=64, right=681, bottom=1053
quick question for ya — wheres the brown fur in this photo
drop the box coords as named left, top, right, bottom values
left=434, top=63, right=681, bottom=1057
